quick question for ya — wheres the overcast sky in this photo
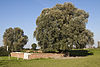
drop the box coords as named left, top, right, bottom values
left=0, top=0, right=100, bottom=48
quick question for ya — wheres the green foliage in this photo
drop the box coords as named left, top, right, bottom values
left=3, top=27, right=28, bottom=52
left=68, top=50, right=93, bottom=57
left=34, top=2, right=94, bottom=52
left=31, top=43, right=37, bottom=50
left=0, top=46, right=9, bottom=56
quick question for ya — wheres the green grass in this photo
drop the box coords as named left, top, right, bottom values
left=0, top=48, right=100, bottom=67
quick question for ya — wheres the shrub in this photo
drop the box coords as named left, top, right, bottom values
left=31, top=43, right=37, bottom=50
left=0, top=46, right=10, bottom=56
left=69, top=50, right=93, bottom=57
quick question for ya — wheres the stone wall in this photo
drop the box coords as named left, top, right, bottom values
left=11, top=52, right=24, bottom=58
left=29, top=53, right=64, bottom=59
left=10, top=52, right=64, bottom=59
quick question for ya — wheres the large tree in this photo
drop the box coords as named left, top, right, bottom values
left=34, top=3, right=94, bottom=52
left=3, top=27, right=28, bottom=52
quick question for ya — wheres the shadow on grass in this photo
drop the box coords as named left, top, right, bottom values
left=64, top=50, right=93, bottom=57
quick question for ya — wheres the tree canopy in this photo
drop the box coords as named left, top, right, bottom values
left=34, top=2, right=94, bottom=52
left=31, top=43, right=37, bottom=50
left=3, top=27, right=28, bottom=52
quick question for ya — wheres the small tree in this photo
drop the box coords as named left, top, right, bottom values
left=31, top=43, right=37, bottom=50
left=3, top=27, right=28, bottom=52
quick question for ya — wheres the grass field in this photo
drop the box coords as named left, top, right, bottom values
left=0, top=48, right=100, bottom=67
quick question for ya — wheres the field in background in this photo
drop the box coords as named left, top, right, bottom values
left=0, top=48, right=100, bottom=67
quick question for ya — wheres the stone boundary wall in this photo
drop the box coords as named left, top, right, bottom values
left=11, top=52, right=24, bottom=58
left=29, top=53, right=64, bottom=59
left=10, top=52, right=64, bottom=59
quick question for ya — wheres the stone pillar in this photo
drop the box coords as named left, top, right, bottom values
left=98, top=41, right=100, bottom=48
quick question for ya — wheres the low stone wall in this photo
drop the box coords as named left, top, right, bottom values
left=10, top=52, right=64, bottom=59
left=11, top=52, right=24, bottom=58
left=29, top=53, right=64, bottom=59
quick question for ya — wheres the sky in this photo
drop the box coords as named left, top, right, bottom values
left=0, top=0, right=100, bottom=48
